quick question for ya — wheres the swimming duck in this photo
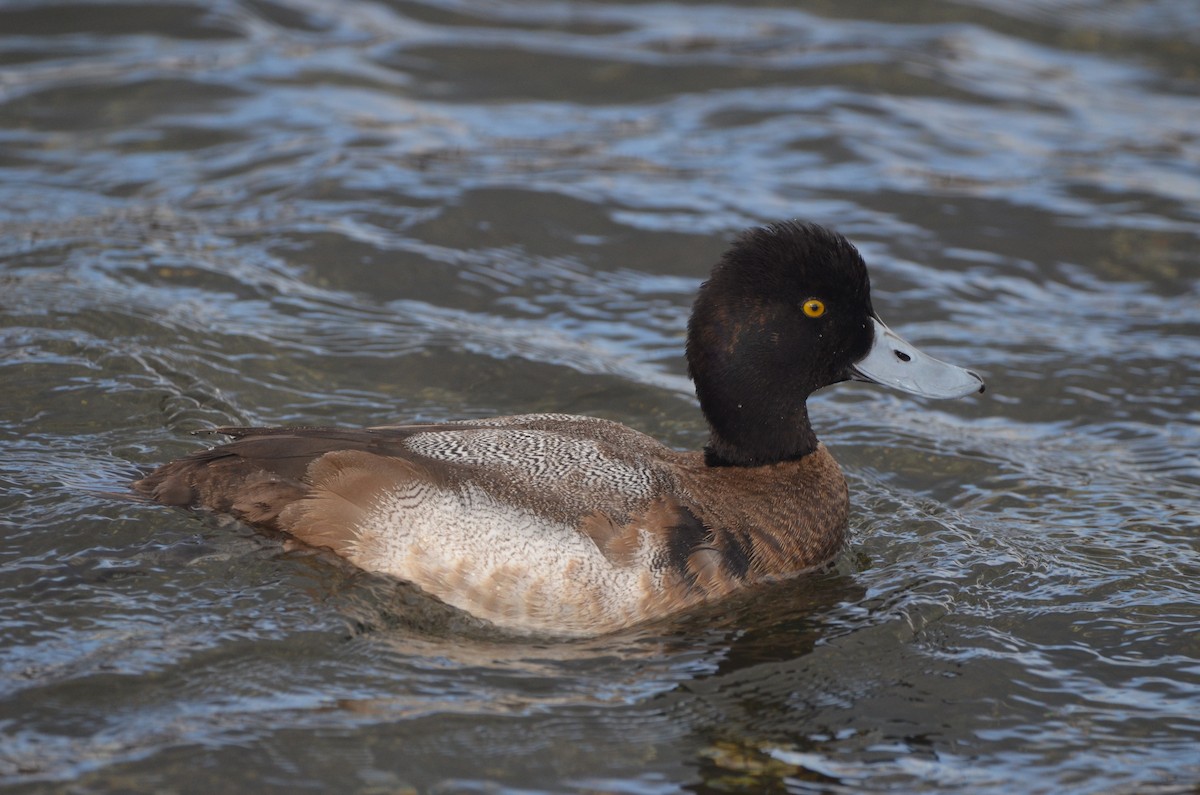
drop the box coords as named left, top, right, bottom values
left=135, top=221, right=984, bottom=637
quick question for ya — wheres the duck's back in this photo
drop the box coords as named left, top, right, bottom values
left=135, top=413, right=849, bottom=635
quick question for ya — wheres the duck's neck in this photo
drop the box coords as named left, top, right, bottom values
left=702, top=401, right=819, bottom=468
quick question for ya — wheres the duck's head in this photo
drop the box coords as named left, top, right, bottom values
left=687, top=221, right=984, bottom=467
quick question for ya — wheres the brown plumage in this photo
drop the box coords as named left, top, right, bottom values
left=134, top=221, right=983, bottom=636
left=134, top=416, right=847, bottom=634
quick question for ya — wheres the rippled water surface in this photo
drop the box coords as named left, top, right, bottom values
left=2, top=1, right=1199, bottom=792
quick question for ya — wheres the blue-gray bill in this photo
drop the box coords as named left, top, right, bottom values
left=850, top=317, right=985, bottom=399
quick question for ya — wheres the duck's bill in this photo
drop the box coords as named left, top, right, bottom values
left=849, top=317, right=985, bottom=399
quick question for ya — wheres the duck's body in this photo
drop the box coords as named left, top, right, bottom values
left=140, top=413, right=847, bottom=635
left=135, top=221, right=983, bottom=636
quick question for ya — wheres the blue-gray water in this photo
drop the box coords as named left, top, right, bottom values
left=2, top=1, right=1199, bottom=793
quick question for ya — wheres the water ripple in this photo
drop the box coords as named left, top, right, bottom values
left=2, top=0, right=1199, bottom=792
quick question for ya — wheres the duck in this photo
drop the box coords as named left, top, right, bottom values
left=134, top=221, right=984, bottom=637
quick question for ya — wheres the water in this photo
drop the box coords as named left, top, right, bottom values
left=2, top=1, right=1199, bottom=792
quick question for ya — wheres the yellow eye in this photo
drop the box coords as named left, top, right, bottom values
left=802, top=299, right=826, bottom=318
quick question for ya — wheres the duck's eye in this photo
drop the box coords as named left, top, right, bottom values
left=802, top=299, right=826, bottom=318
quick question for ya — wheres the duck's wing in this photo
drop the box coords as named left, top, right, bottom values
left=132, top=413, right=681, bottom=543
left=132, top=423, right=446, bottom=523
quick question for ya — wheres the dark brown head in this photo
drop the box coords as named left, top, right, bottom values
left=687, top=221, right=983, bottom=467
